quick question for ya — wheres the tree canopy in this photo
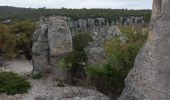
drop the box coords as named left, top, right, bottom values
left=0, top=6, right=151, bottom=22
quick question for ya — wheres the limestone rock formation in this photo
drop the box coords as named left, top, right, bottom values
left=119, top=0, right=170, bottom=100
left=32, top=16, right=72, bottom=80
left=32, top=15, right=146, bottom=80
left=85, top=26, right=125, bottom=65
left=0, top=57, right=5, bottom=67
left=67, top=16, right=145, bottom=34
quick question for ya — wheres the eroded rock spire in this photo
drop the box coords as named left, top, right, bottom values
left=119, top=0, right=170, bottom=99
left=32, top=16, right=72, bottom=80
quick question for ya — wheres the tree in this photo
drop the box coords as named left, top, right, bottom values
left=10, top=21, right=36, bottom=60
left=0, top=24, right=16, bottom=58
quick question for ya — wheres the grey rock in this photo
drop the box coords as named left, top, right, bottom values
left=72, top=95, right=109, bottom=100
left=78, top=19, right=87, bottom=28
left=87, top=18, right=95, bottom=27
left=111, top=21, right=115, bottom=25
left=0, top=57, right=5, bottom=67
left=68, top=16, right=145, bottom=34
left=59, top=89, right=109, bottom=100
left=120, top=17, right=124, bottom=22
left=32, top=17, right=49, bottom=75
left=32, top=16, right=72, bottom=80
left=85, top=25, right=125, bottom=65
left=85, top=46, right=106, bottom=65
left=67, top=17, right=74, bottom=28
left=119, top=0, right=170, bottom=100
left=119, top=16, right=145, bottom=26
left=126, top=18, right=133, bottom=25
left=95, top=18, right=105, bottom=26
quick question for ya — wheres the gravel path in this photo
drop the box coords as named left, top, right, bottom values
left=1, top=59, right=33, bottom=76
left=0, top=59, right=109, bottom=100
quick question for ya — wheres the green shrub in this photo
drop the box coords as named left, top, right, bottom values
left=86, top=64, right=127, bottom=94
left=0, top=21, right=36, bottom=59
left=0, top=72, right=31, bottom=95
left=72, top=32, right=93, bottom=51
left=61, top=32, right=92, bottom=84
left=0, top=24, right=16, bottom=58
left=32, top=73, right=42, bottom=79
left=11, top=21, right=36, bottom=60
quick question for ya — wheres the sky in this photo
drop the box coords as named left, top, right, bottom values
left=0, top=0, right=153, bottom=9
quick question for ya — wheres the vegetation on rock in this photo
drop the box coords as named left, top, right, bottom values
left=86, top=26, right=148, bottom=98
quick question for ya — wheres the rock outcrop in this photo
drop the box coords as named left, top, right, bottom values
left=32, top=15, right=146, bottom=79
left=67, top=17, right=146, bottom=34
left=119, top=16, right=145, bottom=26
left=85, top=25, right=126, bottom=65
left=119, top=0, right=170, bottom=100
left=32, top=16, right=72, bottom=80
left=0, top=57, right=3, bottom=67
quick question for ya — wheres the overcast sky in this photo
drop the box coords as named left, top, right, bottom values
left=0, top=0, right=153, bottom=9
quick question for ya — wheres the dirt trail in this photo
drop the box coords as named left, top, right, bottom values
left=1, top=59, right=33, bottom=76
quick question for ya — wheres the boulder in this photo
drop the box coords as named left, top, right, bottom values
left=119, top=0, right=170, bottom=100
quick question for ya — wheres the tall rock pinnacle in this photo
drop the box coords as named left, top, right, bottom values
left=119, top=0, right=170, bottom=100
left=32, top=16, right=72, bottom=80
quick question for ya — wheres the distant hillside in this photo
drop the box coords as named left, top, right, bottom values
left=0, top=6, right=151, bottom=22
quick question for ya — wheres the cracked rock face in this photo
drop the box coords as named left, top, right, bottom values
left=32, top=16, right=72, bottom=80
left=119, top=0, right=170, bottom=100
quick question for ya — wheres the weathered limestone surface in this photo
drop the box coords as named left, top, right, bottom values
left=119, top=0, right=170, bottom=100
left=0, top=57, right=5, bottom=67
left=68, top=17, right=145, bottom=33
left=32, top=17, right=49, bottom=76
left=32, top=16, right=72, bottom=80
left=85, top=26, right=126, bottom=65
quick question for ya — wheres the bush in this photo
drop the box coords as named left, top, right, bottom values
left=0, top=72, right=31, bottom=95
left=0, top=21, right=36, bottom=59
left=32, top=73, right=42, bottom=79
left=11, top=21, right=36, bottom=60
left=86, top=64, right=126, bottom=94
left=72, top=32, right=93, bottom=51
left=61, top=32, right=92, bottom=84
left=0, top=24, right=16, bottom=58
left=86, top=26, right=148, bottom=98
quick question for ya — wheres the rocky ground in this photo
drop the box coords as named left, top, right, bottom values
left=0, top=59, right=33, bottom=76
left=0, top=58, right=109, bottom=100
